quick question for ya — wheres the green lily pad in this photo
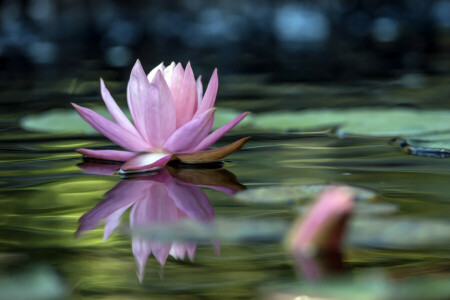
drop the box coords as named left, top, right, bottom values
left=403, top=131, right=450, bottom=149
left=347, top=217, right=450, bottom=248
left=20, top=107, right=251, bottom=134
left=264, top=273, right=450, bottom=300
left=131, top=216, right=449, bottom=250
left=20, top=108, right=112, bottom=134
left=253, top=108, right=450, bottom=137
left=234, top=184, right=377, bottom=205
left=132, top=217, right=288, bottom=243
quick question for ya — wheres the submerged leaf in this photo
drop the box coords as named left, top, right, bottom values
left=234, top=184, right=376, bottom=205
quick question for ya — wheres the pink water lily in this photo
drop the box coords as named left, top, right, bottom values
left=72, top=60, right=250, bottom=173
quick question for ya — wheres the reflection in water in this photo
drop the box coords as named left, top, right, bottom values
left=76, top=163, right=245, bottom=281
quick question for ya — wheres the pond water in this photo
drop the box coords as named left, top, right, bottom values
left=0, top=74, right=449, bottom=300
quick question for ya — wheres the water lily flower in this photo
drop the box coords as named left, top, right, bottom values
left=287, top=186, right=354, bottom=282
left=76, top=166, right=244, bottom=281
left=288, top=186, right=354, bottom=257
left=72, top=60, right=250, bottom=173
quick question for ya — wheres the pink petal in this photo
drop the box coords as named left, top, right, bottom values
left=77, top=162, right=121, bottom=175
left=166, top=180, right=215, bottom=223
left=100, top=78, right=140, bottom=137
left=163, top=62, right=184, bottom=103
left=76, top=148, right=137, bottom=161
left=72, top=103, right=150, bottom=152
left=121, top=153, right=172, bottom=172
left=130, top=185, right=177, bottom=266
left=127, top=59, right=152, bottom=143
left=170, top=241, right=197, bottom=261
left=133, top=237, right=151, bottom=283
left=196, top=75, right=203, bottom=106
left=76, top=180, right=145, bottom=235
left=186, top=242, right=197, bottom=261
left=147, top=62, right=165, bottom=82
left=174, top=62, right=197, bottom=128
left=145, top=72, right=176, bottom=147
left=163, top=108, right=216, bottom=153
left=191, top=112, right=250, bottom=152
left=130, top=184, right=177, bottom=225
left=289, top=186, right=354, bottom=255
left=151, top=241, right=173, bottom=265
left=196, top=69, right=218, bottom=116
left=104, top=205, right=132, bottom=241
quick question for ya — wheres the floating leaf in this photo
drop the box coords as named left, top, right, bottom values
left=131, top=216, right=448, bottom=250
left=263, top=273, right=450, bottom=300
left=131, top=217, right=288, bottom=243
left=234, top=184, right=376, bottom=205
left=347, top=217, right=450, bottom=249
left=253, top=109, right=450, bottom=136
left=0, top=264, right=68, bottom=300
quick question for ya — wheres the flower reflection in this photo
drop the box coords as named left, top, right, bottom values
left=76, top=163, right=244, bottom=281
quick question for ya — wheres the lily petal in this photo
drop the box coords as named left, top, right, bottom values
left=77, top=162, right=121, bottom=175
left=289, top=186, right=354, bottom=255
left=131, top=184, right=177, bottom=266
left=127, top=59, right=152, bottom=143
left=196, top=69, right=218, bottom=115
left=176, top=137, right=250, bottom=162
left=170, top=241, right=197, bottom=261
left=166, top=180, right=215, bottom=222
left=104, top=205, right=132, bottom=241
left=100, top=78, right=140, bottom=136
left=163, top=108, right=216, bottom=153
left=76, top=148, right=137, bottom=161
left=163, top=62, right=184, bottom=103
left=190, top=112, right=250, bottom=152
left=76, top=180, right=146, bottom=235
left=146, top=72, right=176, bottom=147
left=175, top=62, right=197, bottom=128
left=147, top=62, right=165, bottom=82
left=196, top=75, right=203, bottom=106
left=72, top=103, right=150, bottom=152
left=121, top=153, right=173, bottom=172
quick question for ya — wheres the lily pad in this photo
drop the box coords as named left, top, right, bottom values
left=21, top=108, right=111, bottom=134
left=347, top=217, right=450, bottom=248
left=132, top=217, right=288, bottom=243
left=131, top=216, right=449, bottom=249
left=234, top=184, right=377, bottom=205
left=264, top=273, right=450, bottom=300
left=253, top=108, right=450, bottom=137
left=20, top=107, right=252, bottom=134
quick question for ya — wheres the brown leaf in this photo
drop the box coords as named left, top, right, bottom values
left=175, top=137, right=250, bottom=162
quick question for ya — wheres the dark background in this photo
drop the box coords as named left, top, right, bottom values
left=1, top=0, right=449, bottom=84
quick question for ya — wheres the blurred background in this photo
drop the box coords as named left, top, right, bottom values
left=1, top=0, right=449, bottom=83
